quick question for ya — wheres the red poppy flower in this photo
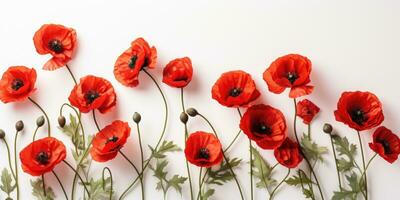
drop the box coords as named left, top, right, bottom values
left=212, top=70, right=260, bottom=107
left=334, top=91, right=384, bottom=131
left=369, top=126, right=400, bottom=163
left=263, top=54, right=313, bottom=98
left=240, top=104, right=287, bottom=149
left=90, top=120, right=131, bottom=162
left=274, top=138, right=303, bottom=168
left=33, top=24, right=77, bottom=71
left=162, top=57, right=193, bottom=88
left=114, top=37, right=157, bottom=87
left=296, top=99, right=320, bottom=125
left=0, top=66, right=37, bottom=103
left=19, top=137, right=66, bottom=176
left=68, top=75, right=116, bottom=114
left=184, top=131, right=223, bottom=168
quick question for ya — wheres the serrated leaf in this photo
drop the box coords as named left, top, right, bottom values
left=0, top=168, right=15, bottom=196
left=302, top=188, right=313, bottom=199
left=333, top=136, right=358, bottom=172
left=285, top=174, right=312, bottom=186
left=200, top=188, right=215, bottom=200
left=60, top=114, right=85, bottom=149
left=80, top=177, right=113, bottom=200
left=149, top=141, right=181, bottom=159
left=337, top=158, right=354, bottom=172
left=207, top=157, right=241, bottom=185
left=301, top=135, right=328, bottom=162
left=250, top=146, right=276, bottom=189
left=167, top=175, right=187, bottom=194
left=332, top=190, right=358, bottom=200
left=31, top=178, right=55, bottom=200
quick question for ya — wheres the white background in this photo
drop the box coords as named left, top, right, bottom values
left=1, top=0, right=400, bottom=199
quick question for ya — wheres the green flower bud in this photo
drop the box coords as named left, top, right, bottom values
left=15, top=120, right=24, bottom=132
left=133, top=112, right=142, bottom=123
left=323, top=123, right=333, bottom=134
left=180, top=112, right=189, bottom=124
left=186, top=108, right=198, bottom=117
left=58, top=116, right=66, bottom=128
left=36, top=116, right=45, bottom=127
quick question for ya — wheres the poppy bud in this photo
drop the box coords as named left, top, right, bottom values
left=133, top=112, right=141, bottom=123
left=323, top=123, right=333, bottom=134
left=0, top=129, right=5, bottom=139
left=5, top=197, right=12, bottom=200
left=186, top=108, right=198, bottom=117
left=58, top=116, right=66, bottom=128
left=180, top=112, right=188, bottom=124
left=15, top=120, right=24, bottom=132
left=36, top=116, right=45, bottom=127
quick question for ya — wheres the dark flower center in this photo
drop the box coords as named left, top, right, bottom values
left=36, top=151, right=50, bottom=165
left=287, top=72, right=298, bottom=84
left=174, top=76, right=188, bottom=82
left=350, top=109, right=366, bottom=125
left=106, top=135, right=119, bottom=143
left=85, top=90, right=100, bottom=104
left=254, top=123, right=271, bottom=135
left=198, top=148, right=210, bottom=160
left=229, top=88, right=242, bottom=97
left=378, top=139, right=391, bottom=154
left=128, top=55, right=138, bottom=69
left=48, top=39, right=64, bottom=54
left=11, top=78, right=24, bottom=91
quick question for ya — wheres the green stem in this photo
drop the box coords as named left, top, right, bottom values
left=65, top=64, right=78, bottom=85
left=119, top=69, right=169, bottom=200
left=293, top=98, right=323, bottom=200
left=269, top=169, right=290, bottom=200
left=14, top=130, right=20, bottom=200
left=92, top=110, right=101, bottom=131
left=2, top=139, right=16, bottom=179
left=71, top=138, right=93, bottom=200
left=32, top=126, right=40, bottom=142
left=136, top=123, right=145, bottom=199
left=249, top=139, right=254, bottom=200
left=197, top=113, right=244, bottom=200
left=60, top=103, right=85, bottom=152
left=119, top=150, right=144, bottom=200
left=63, top=160, right=91, bottom=197
left=357, top=131, right=368, bottom=200
left=224, top=108, right=243, bottom=152
left=28, top=97, right=50, bottom=137
left=42, top=174, right=46, bottom=197
left=196, top=168, right=209, bottom=200
left=330, top=135, right=342, bottom=191
left=52, top=170, right=68, bottom=200
left=102, top=167, right=113, bottom=200
left=181, top=89, right=194, bottom=200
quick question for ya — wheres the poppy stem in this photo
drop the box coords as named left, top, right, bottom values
left=119, top=150, right=145, bottom=200
left=197, top=113, right=245, bottom=200
left=102, top=167, right=113, bottom=200
left=42, top=174, right=47, bottom=197
left=299, top=169, right=316, bottom=200
left=293, top=98, right=324, bottom=200
left=2, top=138, right=16, bottom=180
left=92, top=110, right=101, bottom=131
left=359, top=153, right=377, bottom=192
left=135, top=122, right=146, bottom=200
left=269, top=168, right=290, bottom=200
left=62, top=160, right=91, bottom=197
left=32, top=125, right=40, bottom=142
left=249, top=139, right=254, bottom=200
left=70, top=138, right=93, bottom=200
left=181, top=88, right=194, bottom=200
left=14, top=130, right=20, bottom=200
left=60, top=103, right=86, bottom=152
left=357, top=131, right=368, bottom=200
left=329, top=134, right=342, bottom=191
left=224, top=108, right=243, bottom=152
left=28, top=97, right=51, bottom=137
left=52, top=170, right=68, bottom=200
left=196, top=168, right=209, bottom=200
left=65, top=64, right=78, bottom=85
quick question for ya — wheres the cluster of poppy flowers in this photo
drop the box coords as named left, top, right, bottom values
left=0, top=22, right=398, bottom=199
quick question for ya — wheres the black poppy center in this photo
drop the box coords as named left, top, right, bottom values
left=48, top=39, right=64, bottom=54
left=229, top=88, right=242, bottom=97
left=11, top=78, right=24, bottom=91
left=85, top=90, right=100, bottom=104
left=36, top=151, right=50, bottom=165
left=198, top=148, right=210, bottom=160
left=253, top=123, right=271, bottom=135
left=174, top=76, right=188, bottom=82
left=287, top=72, right=298, bottom=84
left=107, top=135, right=119, bottom=143
left=379, top=139, right=391, bottom=154
left=128, top=55, right=138, bottom=69
left=350, top=109, right=366, bottom=125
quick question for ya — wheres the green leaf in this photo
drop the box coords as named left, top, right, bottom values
left=31, top=178, right=55, bottom=200
left=333, top=136, right=357, bottom=172
left=285, top=174, right=312, bottom=186
left=332, top=172, right=363, bottom=200
left=207, top=157, right=241, bottom=185
left=167, top=175, right=187, bottom=194
left=302, top=188, right=314, bottom=199
left=250, top=146, right=276, bottom=189
left=200, top=188, right=215, bottom=200
left=300, top=134, right=328, bottom=162
left=149, top=141, right=181, bottom=159
left=60, top=114, right=85, bottom=150
left=0, top=168, right=16, bottom=196
left=80, top=177, right=113, bottom=200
